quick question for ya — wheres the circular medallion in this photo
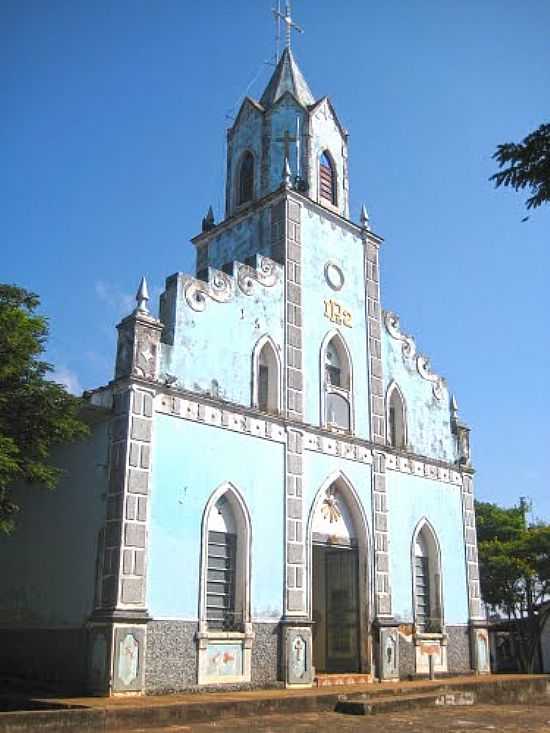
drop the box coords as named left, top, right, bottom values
left=324, top=262, right=344, bottom=291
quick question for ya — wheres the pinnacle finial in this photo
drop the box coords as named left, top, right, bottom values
left=135, top=276, right=150, bottom=314
left=360, top=203, right=370, bottom=230
left=283, top=156, right=292, bottom=188
left=450, top=394, right=459, bottom=418
left=202, top=205, right=215, bottom=232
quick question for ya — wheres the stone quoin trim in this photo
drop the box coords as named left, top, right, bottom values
left=461, top=472, right=483, bottom=620
left=362, top=227, right=393, bottom=620
left=277, top=195, right=308, bottom=617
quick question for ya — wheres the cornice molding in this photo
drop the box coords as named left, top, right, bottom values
left=191, top=188, right=384, bottom=248
left=152, top=384, right=465, bottom=486
left=87, top=378, right=468, bottom=485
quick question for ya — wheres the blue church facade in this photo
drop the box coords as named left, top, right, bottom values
left=0, top=46, right=490, bottom=694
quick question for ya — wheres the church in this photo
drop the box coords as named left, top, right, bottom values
left=0, top=21, right=490, bottom=694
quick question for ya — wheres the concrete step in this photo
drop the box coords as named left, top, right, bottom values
left=0, top=675, right=547, bottom=733
left=314, top=673, right=373, bottom=688
left=335, top=691, right=440, bottom=715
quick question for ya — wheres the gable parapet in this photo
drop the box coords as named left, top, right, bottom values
left=383, top=310, right=447, bottom=401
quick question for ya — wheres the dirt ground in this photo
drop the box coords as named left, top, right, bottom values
left=120, top=704, right=550, bottom=733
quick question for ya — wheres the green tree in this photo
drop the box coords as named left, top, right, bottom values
left=0, top=284, right=89, bottom=534
left=476, top=500, right=550, bottom=672
left=490, top=123, right=550, bottom=211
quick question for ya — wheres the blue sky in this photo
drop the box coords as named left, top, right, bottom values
left=3, top=1, right=549, bottom=519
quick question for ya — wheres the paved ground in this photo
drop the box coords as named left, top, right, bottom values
left=121, top=704, right=550, bottom=732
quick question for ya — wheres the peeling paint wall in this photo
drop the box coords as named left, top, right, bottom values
left=382, top=329, right=458, bottom=462
left=204, top=208, right=270, bottom=272
left=226, top=96, right=307, bottom=217
left=0, top=421, right=109, bottom=627
left=300, top=209, right=370, bottom=437
left=226, top=94, right=348, bottom=218
left=226, top=101, right=263, bottom=216
left=266, top=98, right=307, bottom=191
left=160, top=260, right=284, bottom=406
left=386, top=471, right=469, bottom=625
left=148, top=415, right=285, bottom=620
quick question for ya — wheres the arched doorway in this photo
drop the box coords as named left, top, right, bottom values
left=308, top=474, right=369, bottom=674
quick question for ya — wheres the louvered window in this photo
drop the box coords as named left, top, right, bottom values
left=206, top=531, right=237, bottom=629
left=320, top=151, right=336, bottom=205
left=415, top=555, right=430, bottom=630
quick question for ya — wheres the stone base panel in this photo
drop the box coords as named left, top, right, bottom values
left=0, top=622, right=473, bottom=693
left=145, top=621, right=280, bottom=694
left=398, top=625, right=472, bottom=678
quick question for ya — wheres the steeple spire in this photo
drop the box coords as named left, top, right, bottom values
left=260, top=47, right=314, bottom=109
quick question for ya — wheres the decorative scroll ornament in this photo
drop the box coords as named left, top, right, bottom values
left=320, top=491, right=342, bottom=524
left=416, top=355, right=445, bottom=400
left=184, top=270, right=234, bottom=312
left=384, top=311, right=416, bottom=360
left=237, top=257, right=279, bottom=295
left=383, top=310, right=445, bottom=400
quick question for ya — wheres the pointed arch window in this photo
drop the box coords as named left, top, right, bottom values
left=201, top=486, right=251, bottom=632
left=252, top=336, right=281, bottom=414
left=238, top=151, right=254, bottom=206
left=387, top=383, right=407, bottom=449
left=319, top=151, right=336, bottom=206
left=413, top=522, right=443, bottom=633
left=322, top=332, right=352, bottom=432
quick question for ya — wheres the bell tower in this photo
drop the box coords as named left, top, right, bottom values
left=224, top=46, right=350, bottom=221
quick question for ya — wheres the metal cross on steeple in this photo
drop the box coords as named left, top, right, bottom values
left=273, top=1, right=303, bottom=56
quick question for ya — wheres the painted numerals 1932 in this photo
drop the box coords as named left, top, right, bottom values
left=324, top=299, right=352, bottom=327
